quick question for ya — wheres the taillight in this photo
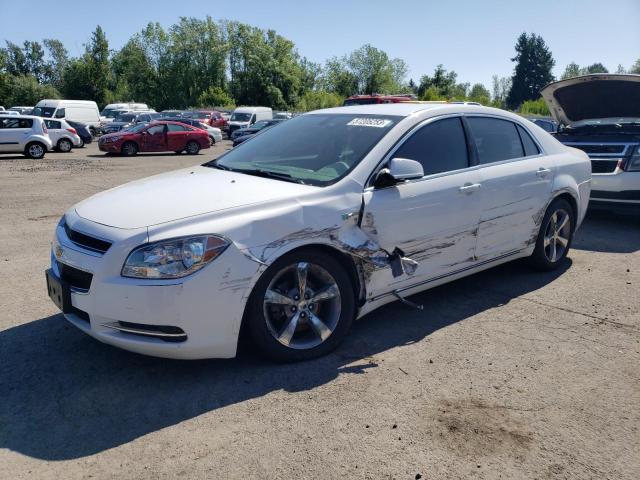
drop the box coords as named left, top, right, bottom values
left=42, top=123, right=48, bottom=133
left=67, top=128, right=77, bottom=134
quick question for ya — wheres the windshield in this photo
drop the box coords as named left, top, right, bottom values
left=184, top=111, right=210, bottom=119
left=101, top=108, right=121, bottom=118
left=208, top=113, right=400, bottom=186
left=115, top=113, right=136, bottom=122
left=252, top=120, right=271, bottom=129
left=32, top=106, right=56, bottom=117
left=124, top=123, right=148, bottom=133
left=231, top=112, right=252, bottom=122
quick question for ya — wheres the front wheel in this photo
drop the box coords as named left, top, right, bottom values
left=121, top=141, right=138, bottom=156
left=245, top=250, right=356, bottom=362
left=529, top=198, right=574, bottom=270
left=185, top=141, right=200, bottom=155
left=57, top=138, right=73, bottom=152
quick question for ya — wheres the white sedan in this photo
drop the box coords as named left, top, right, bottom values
left=46, top=103, right=591, bottom=361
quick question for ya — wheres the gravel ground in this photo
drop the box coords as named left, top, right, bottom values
left=0, top=142, right=638, bottom=480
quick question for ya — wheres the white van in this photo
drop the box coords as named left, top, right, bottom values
left=101, top=103, right=153, bottom=122
left=228, top=107, right=272, bottom=135
left=33, top=100, right=101, bottom=132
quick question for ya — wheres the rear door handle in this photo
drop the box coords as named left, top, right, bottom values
left=459, top=183, right=482, bottom=194
left=536, top=167, right=551, bottom=177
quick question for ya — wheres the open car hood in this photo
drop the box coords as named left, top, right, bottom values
left=541, top=74, right=640, bottom=126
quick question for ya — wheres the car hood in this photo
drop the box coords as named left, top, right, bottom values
left=541, top=74, right=640, bottom=126
left=74, top=166, right=317, bottom=229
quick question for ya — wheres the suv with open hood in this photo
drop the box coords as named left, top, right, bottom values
left=542, top=74, right=640, bottom=212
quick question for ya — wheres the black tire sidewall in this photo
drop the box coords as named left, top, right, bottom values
left=121, top=142, right=137, bottom=156
left=25, top=142, right=45, bottom=159
left=58, top=138, right=72, bottom=152
left=245, top=249, right=356, bottom=362
left=187, top=141, right=200, bottom=154
left=530, top=198, right=574, bottom=270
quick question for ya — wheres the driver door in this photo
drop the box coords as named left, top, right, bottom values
left=362, top=116, right=483, bottom=297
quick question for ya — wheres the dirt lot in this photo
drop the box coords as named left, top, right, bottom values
left=0, top=142, right=638, bottom=480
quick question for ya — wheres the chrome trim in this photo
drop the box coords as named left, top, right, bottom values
left=70, top=286, right=89, bottom=295
left=563, top=142, right=632, bottom=157
left=101, top=322, right=188, bottom=338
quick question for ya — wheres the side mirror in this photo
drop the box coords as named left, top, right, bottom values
left=374, top=157, right=424, bottom=188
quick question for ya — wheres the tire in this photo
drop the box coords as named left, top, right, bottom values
left=78, top=138, right=85, bottom=148
left=24, top=142, right=46, bottom=159
left=529, top=198, right=574, bottom=271
left=245, top=249, right=356, bottom=362
left=89, top=127, right=97, bottom=137
left=209, top=135, right=216, bottom=145
left=57, top=138, right=73, bottom=152
left=186, top=141, right=200, bottom=155
left=121, top=141, right=138, bottom=156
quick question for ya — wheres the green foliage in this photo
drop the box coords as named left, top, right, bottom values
left=506, top=33, right=555, bottom=110
left=561, top=61, right=608, bottom=79
left=629, top=58, right=640, bottom=74
left=468, top=83, right=490, bottom=105
left=197, top=86, right=235, bottom=108
left=1, top=75, right=60, bottom=105
left=490, top=75, right=511, bottom=109
left=519, top=98, right=550, bottom=116
left=295, top=90, right=343, bottom=111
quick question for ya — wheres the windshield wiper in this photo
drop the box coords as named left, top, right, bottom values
left=234, top=168, right=306, bottom=184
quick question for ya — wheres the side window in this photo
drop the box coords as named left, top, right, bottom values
left=517, top=125, right=540, bottom=156
left=167, top=123, right=187, bottom=132
left=54, top=108, right=65, bottom=118
left=147, top=125, right=165, bottom=135
left=393, top=117, right=469, bottom=175
left=1, top=118, right=33, bottom=128
left=45, top=120, right=61, bottom=129
left=467, top=117, right=524, bottom=164
left=139, top=115, right=150, bottom=122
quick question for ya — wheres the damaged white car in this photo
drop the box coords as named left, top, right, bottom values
left=46, top=103, right=591, bottom=361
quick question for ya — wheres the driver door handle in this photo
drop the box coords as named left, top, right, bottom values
left=536, top=167, right=551, bottom=177
left=459, top=183, right=482, bottom=194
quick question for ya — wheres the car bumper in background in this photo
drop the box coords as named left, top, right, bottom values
left=590, top=172, right=640, bottom=211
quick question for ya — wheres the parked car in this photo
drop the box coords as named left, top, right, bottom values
left=157, top=117, right=223, bottom=144
left=0, top=115, right=52, bottom=159
left=102, top=112, right=161, bottom=134
left=231, top=118, right=285, bottom=145
left=98, top=120, right=211, bottom=156
left=43, top=118, right=82, bottom=152
left=47, top=103, right=590, bottom=362
left=227, top=106, right=272, bottom=136
left=9, top=106, right=34, bottom=115
left=343, top=94, right=417, bottom=106
left=32, top=99, right=101, bottom=134
left=526, top=116, right=558, bottom=133
left=100, top=103, right=152, bottom=122
left=66, top=120, right=93, bottom=147
left=274, top=111, right=293, bottom=120
left=542, top=74, right=640, bottom=213
left=182, top=110, right=228, bottom=130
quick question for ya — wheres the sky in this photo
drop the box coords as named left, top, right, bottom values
left=1, top=0, right=638, bottom=89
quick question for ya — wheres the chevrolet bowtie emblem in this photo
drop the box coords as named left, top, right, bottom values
left=55, top=245, right=64, bottom=259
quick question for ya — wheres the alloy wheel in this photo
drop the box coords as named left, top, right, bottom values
left=28, top=144, right=44, bottom=158
left=263, top=262, right=341, bottom=350
left=543, top=209, right=571, bottom=262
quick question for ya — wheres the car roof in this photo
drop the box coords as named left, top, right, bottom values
left=0, top=114, right=41, bottom=119
left=307, top=102, right=492, bottom=117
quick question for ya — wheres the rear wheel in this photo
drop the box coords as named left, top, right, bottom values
left=246, top=250, right=355, bottom=362
left=529, top=198, right=574, bottom=270
left=121, top=141, right=138, bottom=156
left=57, top=138, right=73, bottom=152
left=78, top=138, right=85, bottom=148
left=186, top=141, right=200, bottom=155
left=25, top=142, right=46, bottom=159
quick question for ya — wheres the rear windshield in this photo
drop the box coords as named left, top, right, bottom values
left=343, top=98, right=379, bottom=106
left=32, top=106, right=56, bottom=117
left=209, top=113, right=400, bottom=186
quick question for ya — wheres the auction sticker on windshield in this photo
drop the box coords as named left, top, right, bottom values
left=346, top=118, right=393, bottom=128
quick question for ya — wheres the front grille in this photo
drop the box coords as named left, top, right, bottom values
left=571, top=144, right=627, bottom=155
left=64, top=223, right=111, bottom=253
left=57, top=261, right=93, bottom=291
left=591, top=159, right=619, bottom=174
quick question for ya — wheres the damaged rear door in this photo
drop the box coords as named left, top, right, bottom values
left=360, top=116, right=483, bottom=298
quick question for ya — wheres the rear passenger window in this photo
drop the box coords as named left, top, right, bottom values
left=517, top=125, right=540, bottom=156
left=467, top=117, right=524, bottom=164
left=45, top=120, right=61, bottom=129
left=0, top=118, right=33, bottom=128
left=167, top=124, right=187, bottom=132
left=393, top=117, right=469, bottom=175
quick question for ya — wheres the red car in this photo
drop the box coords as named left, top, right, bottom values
left=98, top=121, right=211, bottom=156
left=184, top=110, right=228, bottom=130
left=343, top=94, right=417, bottom=106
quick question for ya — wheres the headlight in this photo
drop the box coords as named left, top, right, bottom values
left=627, top=145, right=640, bottom=171
left=122, top=235, right=229, bottom=279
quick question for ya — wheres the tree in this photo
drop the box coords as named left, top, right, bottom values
left=506, top=33, right=555, bottom=110
left=43, top=39, right=69, bottom=88
left=468, top=83, right=490, bottom=104
left=584, top=62, right=608, bottom=74
left=491, top=75, right=511, bottom=108
left=3, top=41, right=28, bottom=76
left=418, top=64, right=457, bottom=98
left=295, top=90, right=343, bottom=111
left=561, top=62, right=581, bottom=80
left=615, top=64, right=626, bottom=74
left=321, top=56, right=358, bottom=97
left=562, top=61, right=609, bottom=80
left=23, top=41, right=46, bottom=82
left=197, top=86, right=234, bottom=108
left=520, top=98, right=550, bottom=116
left=4, top=75, right=60, bottom=105
left=629, top=58, right=640, bottom=74
left=346, top=44, right=408, bottom=94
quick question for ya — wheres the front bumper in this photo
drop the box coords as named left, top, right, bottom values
left=48, top=212, right=261, bottom=359
left=98, top=141, right=120, bottom=152
left=590, top=171, right=640, bottom=208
